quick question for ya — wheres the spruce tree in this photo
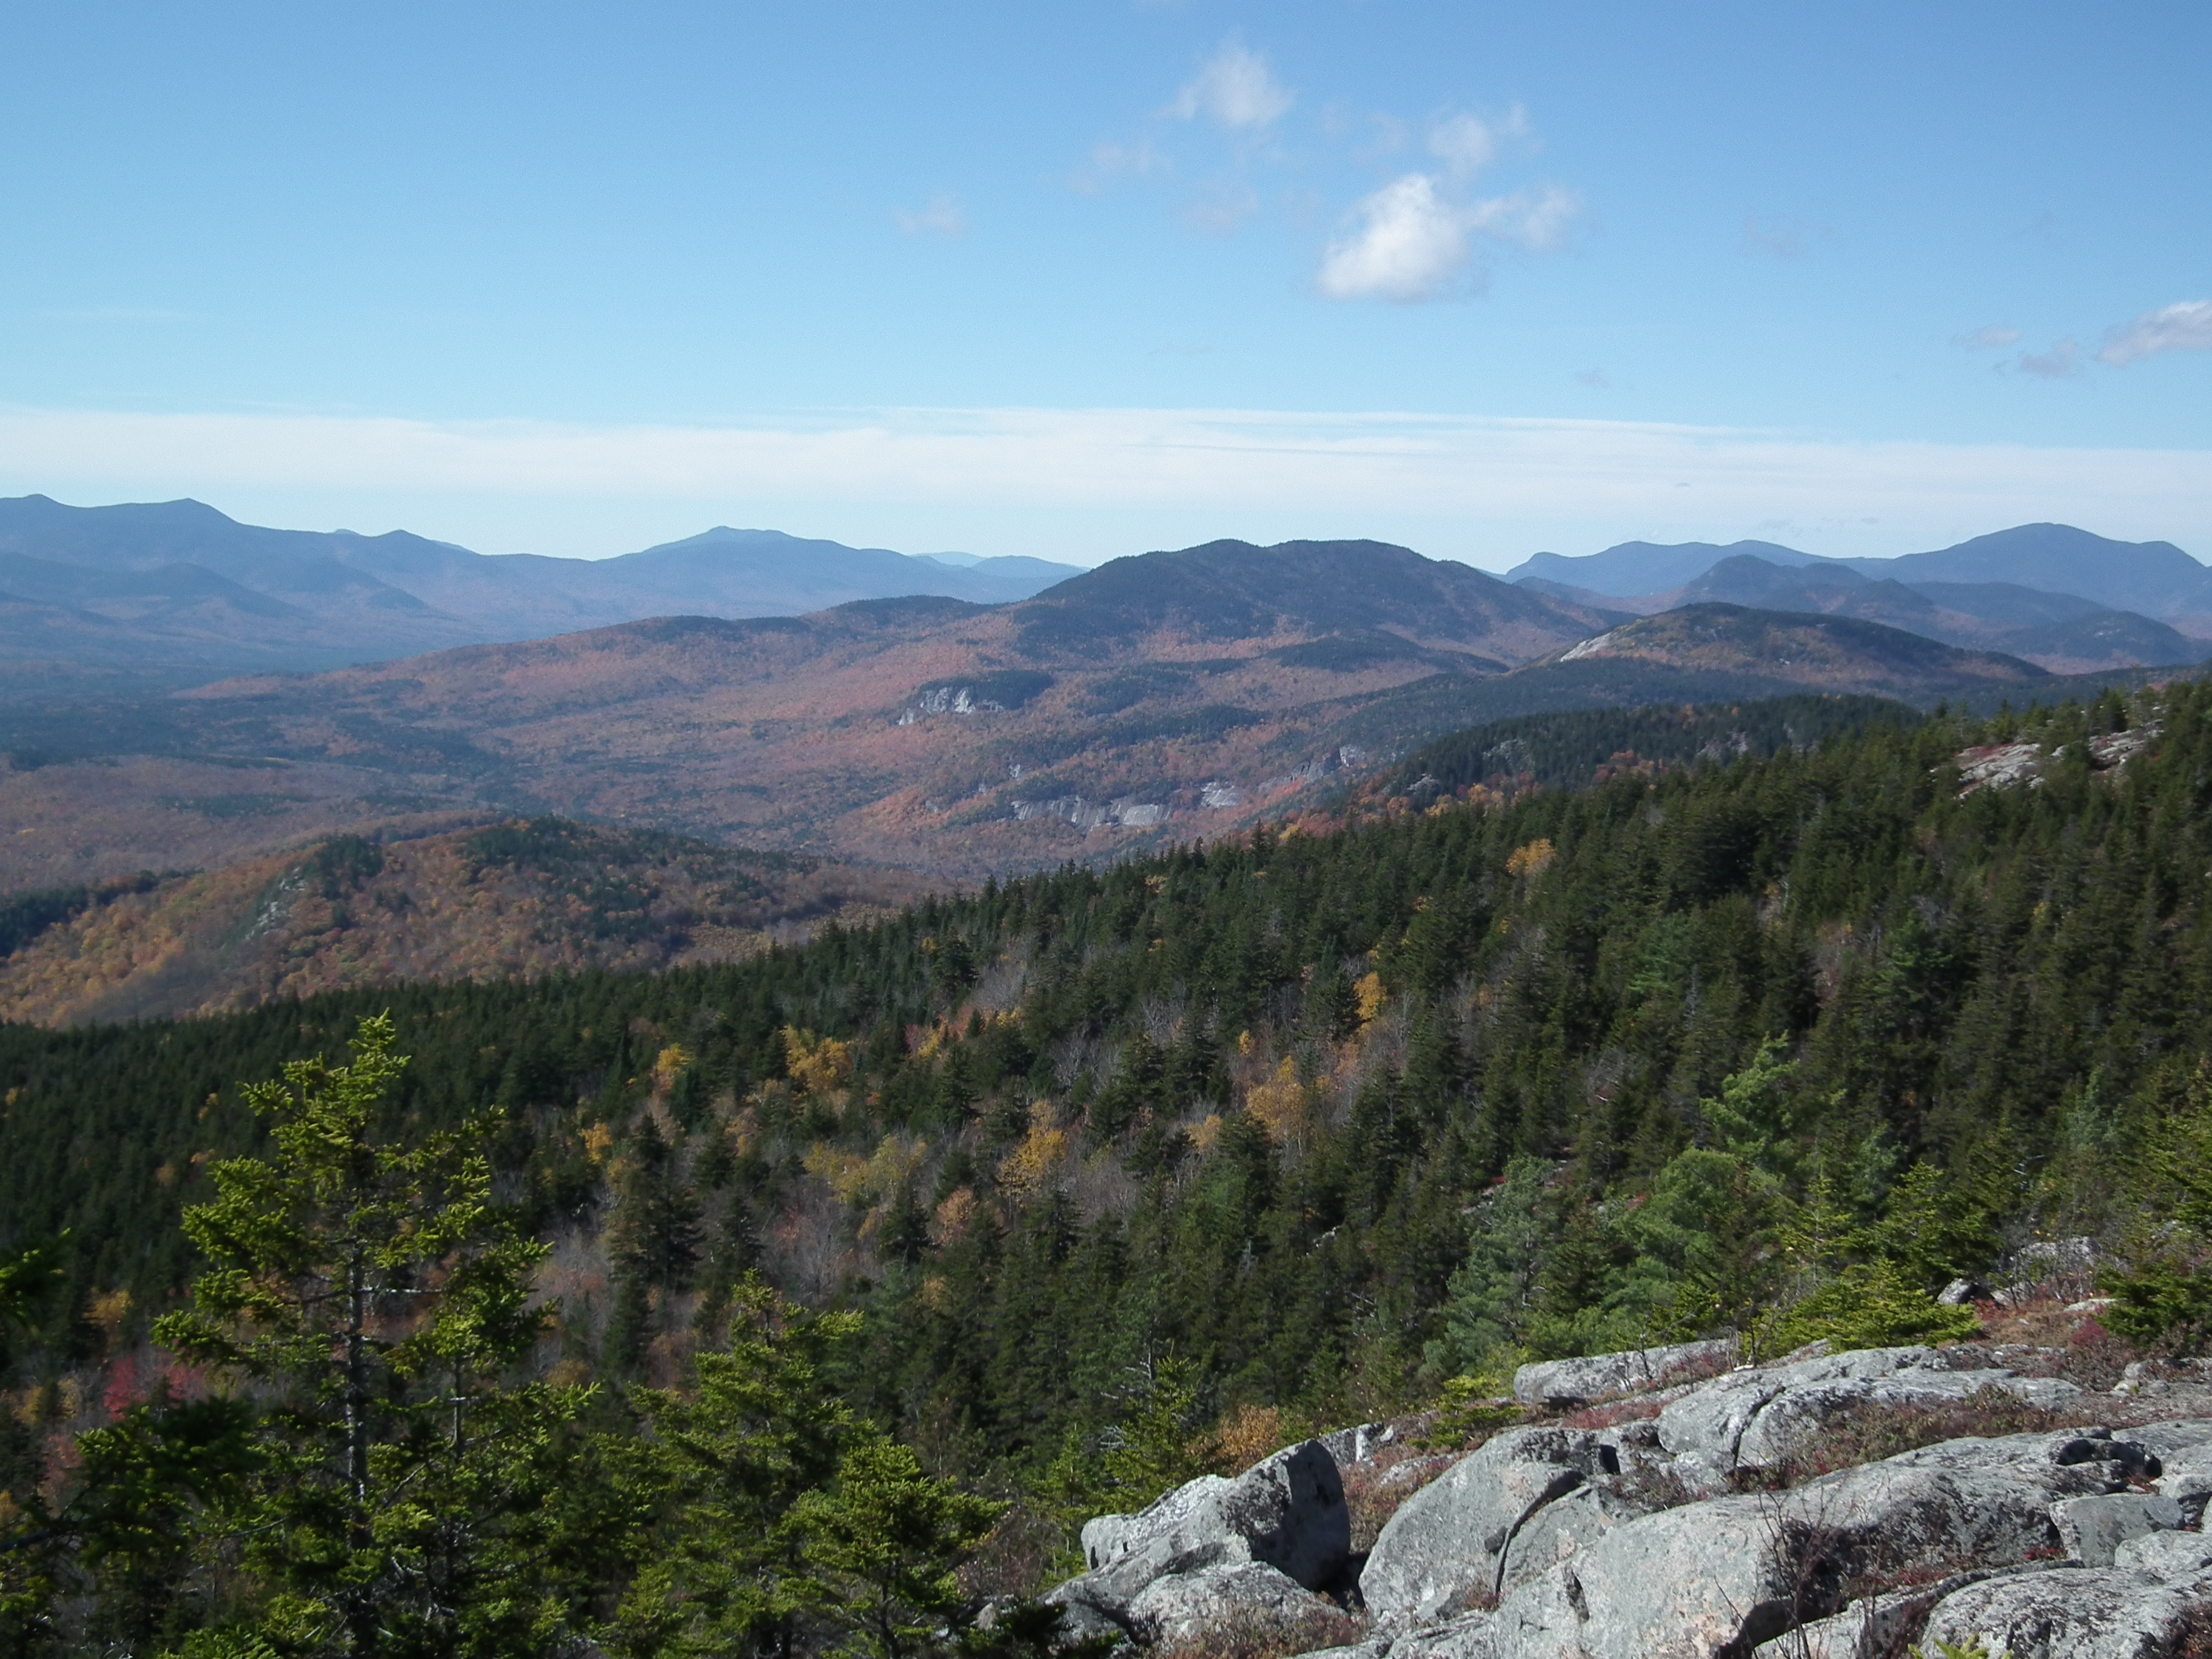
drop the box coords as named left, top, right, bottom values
left=153, top=1014, right=589, bottom=1658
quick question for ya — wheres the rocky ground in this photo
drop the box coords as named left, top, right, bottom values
left=1042, top=1330, right=2212, bottom=1659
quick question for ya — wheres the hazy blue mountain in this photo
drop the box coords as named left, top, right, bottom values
left=1515, top=523, right=2212, bottom=623
left=0, top=497, right=1085, bottom=680
left=1678, top=554, right=1932, bottom=617
left=1669, top=554, right=2198, bottom=669
left=1508, top=538, right=1826, bottom=595
left=1896, top=580, right=2108, bottom=628
left=1823, top=525, right=2212, bottom=618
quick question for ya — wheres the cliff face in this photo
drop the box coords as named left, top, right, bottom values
left=1054, top=1337, right=2212, bottom=1659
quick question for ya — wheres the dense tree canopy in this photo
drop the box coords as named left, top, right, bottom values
left=4, top=682, right=2212, bottom=1651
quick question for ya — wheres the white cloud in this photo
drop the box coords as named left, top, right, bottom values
left=2017, top=340, right=2081, bottom=380
left=1318, top=176, right=1579, bottom=301
left=5, top=403, right=2210, bottom=566
left=1426, top=107, right=1526, bottom=178
left=2099, top=300, right=2212, bottom=366
left=1168, top=39, right=1292, bottom=130
left=1955, top=325, right=2022, bottom=350
left=894, top=192, right=966, bottom=238
left=1469, top=185, right=1580, bottom=253
left=1318, top=175, right=1474, bottom=301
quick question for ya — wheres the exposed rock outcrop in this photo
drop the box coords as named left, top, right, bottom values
left=1051, top=1339, right=2212, bottom=1658
left=1511, top=1339, right=1736, bottom=1410
left=1048, top=1439, right=1350, bottom=1636
left=1920, top=1566, right=2210, bottom=1659
left=1361, top=1428, right=1626, bottom=1625
left=1654, top=1343, right=2082, bottom=1477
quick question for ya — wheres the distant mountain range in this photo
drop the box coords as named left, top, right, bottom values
left=0, top=495, right=1084, bottom=680
left=1509, top=524, right=2212, bottom=673
left=5, top=497, right=2207, bottom=694
left=1, top=535, right=2168, bottom=891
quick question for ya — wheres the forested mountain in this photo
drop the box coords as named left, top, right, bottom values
left=7, top=679, right=2212, bottom=1652
left=0, top=817, right=922, bottom=1027
left=1, top=541, right=2137, bottom=892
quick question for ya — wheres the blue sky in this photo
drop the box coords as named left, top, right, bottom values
left=3, top=1, right=2209, bottom=565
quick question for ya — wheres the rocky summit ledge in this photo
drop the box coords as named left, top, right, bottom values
left=1049, top=1340, right=2212, bottom=1659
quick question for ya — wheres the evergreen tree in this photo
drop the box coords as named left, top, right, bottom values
left=615, top=1275, right=867, bottom=1658
left=793, top=1440, right=1000, bottom=1659
left=153, top=1014, right=591, bottom=1659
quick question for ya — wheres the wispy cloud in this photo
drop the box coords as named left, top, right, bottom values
left=2017, top=340, right=2082, bottom=379
left=894, top=192, right=967, bottom=238
left=1179, top=179, right=1260, bottom=235
left=2099, top=300, right=2212, bottom=366
left=1954, top=325, right=2022, bottom=350
left=1067, top=138, right=1170, bottom=196
left=1426, top=107, right=1526, bottom=178
left=1167, top=38, right=1292, bottom=130
left=1470, top=186, right=1580, bottom=253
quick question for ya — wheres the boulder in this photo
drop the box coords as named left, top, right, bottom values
left=1489, top=1430, right=2136, bottom=1659
left=1512, top=1339, right=1737, bottom=1409
left=1054, top=1440, right=1350, bottom=1624
left=1361, top=1428, right=1617, bottom=1626
left=1921, top=1564, right=2212, bottom=1659
left=2114, top=1529, right=2212, bottom=1581
left=2156, top=1443, right=2212, bottom=1521
left=1390, top=1610, right=1503, bottom=1658
left=1496, top=1484, right=1656, bottom=1595
left=1122, top=1559, right=1352, bottom=1648
left=2050, top=1493, right=2184, bottom=1566
left=1655, top=1345, right=2084, bottom=1475
left=1320, top=1423, right=1393, bottom=1469
left=1081, top=1475, right=1232, bottom=1571
left=1035, top=1586, right=1130, bottom=1646
left=1749, top=1574, right=1997, bottom=1659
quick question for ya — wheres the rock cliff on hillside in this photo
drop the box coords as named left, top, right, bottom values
left=1048, top=1340, right=2212, bottom=1658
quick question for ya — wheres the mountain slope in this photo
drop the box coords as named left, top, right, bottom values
left=0, top=541, right=2147, bottom=894
left=0, top=816, right=920, bottom=1027
left=1013, top=538, right=1595, bottom=662
left=0, top=539, right=1617, bottom=882
left=1671, top=557, right=2200, bottom=672
left=1551, top=604, right=2049, bottom=694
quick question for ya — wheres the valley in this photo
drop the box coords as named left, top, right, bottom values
left=0, top=535, right=2148, bottom=893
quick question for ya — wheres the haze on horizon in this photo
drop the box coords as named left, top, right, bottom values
left=2, top=1, right=2208, bottom=568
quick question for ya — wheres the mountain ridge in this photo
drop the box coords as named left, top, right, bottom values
left=0, top=495, right=1087, bottom=680
left=1510, top=522, right=2212, bottom=629
left=0, top=538, right=2131, bottom=892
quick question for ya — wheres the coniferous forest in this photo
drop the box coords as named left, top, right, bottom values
left=8, top=682, right=2212, bottom=1655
